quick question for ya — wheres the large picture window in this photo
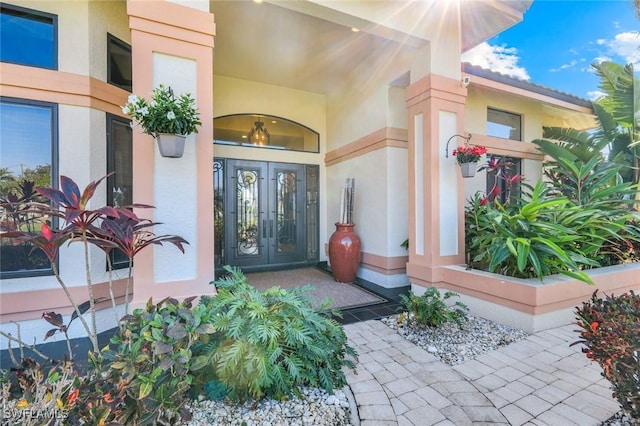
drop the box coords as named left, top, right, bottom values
left=0, top=98, right=58, bottom=278
left=106, top=114, right=133, bottom=269
left=487, top=108, right=522, bottom=141
left=0, top=4, right=57, bottom=69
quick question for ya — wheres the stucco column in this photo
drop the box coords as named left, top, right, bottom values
left=127, top=0, right=215, bottom=306
left=406, top=74, right=467, bottom=287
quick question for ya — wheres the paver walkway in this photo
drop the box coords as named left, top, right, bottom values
left=344, top=320, right=620, bottom=426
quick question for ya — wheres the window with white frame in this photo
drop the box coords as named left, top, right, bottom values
left=0, top=97, right=58, bottom=278
left=0, top=3, right=57, bottom=69
left=487, top=108, right=522, bottom=141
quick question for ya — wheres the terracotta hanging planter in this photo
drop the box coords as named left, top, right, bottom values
left=459, top=162, right=477, bottom=178
left=328, top=222, right=361, bottom=283
left=155, top=133, right=187, bottom=158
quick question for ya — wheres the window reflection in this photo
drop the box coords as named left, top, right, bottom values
left=0, top=99, right=56, bottom=277
left=487, top=108, right=522, bottom=141
left=0, top=4, right=57, bottom=69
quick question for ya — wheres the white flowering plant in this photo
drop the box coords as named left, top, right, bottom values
left=121, top=84, right=202, bottom=138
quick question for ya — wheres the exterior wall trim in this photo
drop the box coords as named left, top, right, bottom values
left=0, top=63, right=129, bottom=116
left=470, top=133, right=544, bottom=161
left=325, top=127, right=407, bottom=166
left=361, top=252, right=408, bottom=275
left=127, top=1, right=215, bottom=48
left=1, top=279, right=128, bottom=322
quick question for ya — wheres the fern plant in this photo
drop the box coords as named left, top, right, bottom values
left=400, top=287, right=468, bottom=328
left=200, top=266, right=358, bottom=402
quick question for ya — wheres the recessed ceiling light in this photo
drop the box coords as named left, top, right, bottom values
left=242, top=135, right=247, bottom=138
left=271, top=120, right=277, bottom=124
left=351, top=27, right=359, bottom=33
left=254, top=0, right=263, bottom=3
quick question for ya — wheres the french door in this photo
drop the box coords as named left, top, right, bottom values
left=216, top=159, right=318, bottom=270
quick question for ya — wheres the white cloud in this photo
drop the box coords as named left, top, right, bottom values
left=590, top=31, right=640, bottom=67
left=587, top=90, right=606, bottom=101
left=461, top=42, right=530, bottom=80
left=549, top=59, right=580, bottom=72
left=608, top=31, right=640, bottom=65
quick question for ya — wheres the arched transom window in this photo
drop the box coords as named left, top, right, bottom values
left=214, top=114, right=319, bottom=153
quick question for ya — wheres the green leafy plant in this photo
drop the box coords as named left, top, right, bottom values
left=122, top=84, right=202, bottom=138
left=465, top=180, right=637, bottom=284
left=200, top=266, right=358, bottom=402
left=68, top=296, right=216, bottom=425
left=573, top=291, right=640, bottom=420
left=399, top=287, right=468, bottom=328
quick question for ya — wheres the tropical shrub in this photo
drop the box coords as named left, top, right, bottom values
left=399, top=287, right=468, bottom=328
left=574, top=291, right=640, bottom=420
left=67, top=297, right=216, bottom=425
left=1, top=359, right=77, bottom=426
left=199, top=266, right=358, bottom=402
left=465, top=179, right=638, bottom=283
left=533, top=61, right=638, bottom=186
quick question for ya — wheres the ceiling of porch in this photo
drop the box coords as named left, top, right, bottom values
left=210, top=0, right=532, bottom=95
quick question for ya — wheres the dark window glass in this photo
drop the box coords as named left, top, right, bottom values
left=486, top=155, right=521, bottom=204
left=487, top=108, right=522, bottom=141
left=107, top=34, right=132, bottom=92
left=106, top=114, right=133, bottom=269
left=214, top=114, right=320, bottom=153
left=0, top=4, right=57, bottom=69
left=0, top=98, right=57, bottom=278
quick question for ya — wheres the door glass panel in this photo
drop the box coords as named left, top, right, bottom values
left=276, top=170, right=297, bottom=254
left=235, top=167, right=260, bottom=257
left=306, top=165, right=319, bottom=260
left=214, top=159, right=224, bottom=267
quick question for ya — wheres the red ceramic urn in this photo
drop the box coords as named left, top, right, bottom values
left=328, top=222, right=361, bottom=283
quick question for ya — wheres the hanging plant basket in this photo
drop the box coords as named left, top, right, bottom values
left=155, top=133, right=187, bottom=158
left=459, top=162, right=477, bottom=178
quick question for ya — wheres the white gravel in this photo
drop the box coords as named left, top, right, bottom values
left=381, top=313, right=530, bottom=365
left=182, top=387, right=354, bottom=426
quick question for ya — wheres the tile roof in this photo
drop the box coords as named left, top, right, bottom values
left=462, top=62, right=593, bottom=109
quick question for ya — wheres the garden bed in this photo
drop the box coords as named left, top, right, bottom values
left=412, top=262, right=640, bottom=333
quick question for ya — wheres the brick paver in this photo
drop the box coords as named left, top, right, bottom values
left=345, top=322, right=619, bottom=425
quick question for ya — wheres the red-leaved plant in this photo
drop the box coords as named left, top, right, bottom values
left=573, top=290, right=640, bottom=421
left=0, top=175, right=188, bottom=357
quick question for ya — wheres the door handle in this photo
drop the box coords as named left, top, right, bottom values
left=270, top=219, right=274, bottom=238
left=263, top=219, right=267, bottom=238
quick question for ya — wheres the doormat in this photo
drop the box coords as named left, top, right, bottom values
left=244, top=268, right=387, bottom=311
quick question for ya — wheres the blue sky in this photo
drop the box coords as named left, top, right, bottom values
left=462, top=0, right=639, bottom=101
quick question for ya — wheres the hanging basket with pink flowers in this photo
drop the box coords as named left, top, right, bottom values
left=452, top=145, right=487, bottom=178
